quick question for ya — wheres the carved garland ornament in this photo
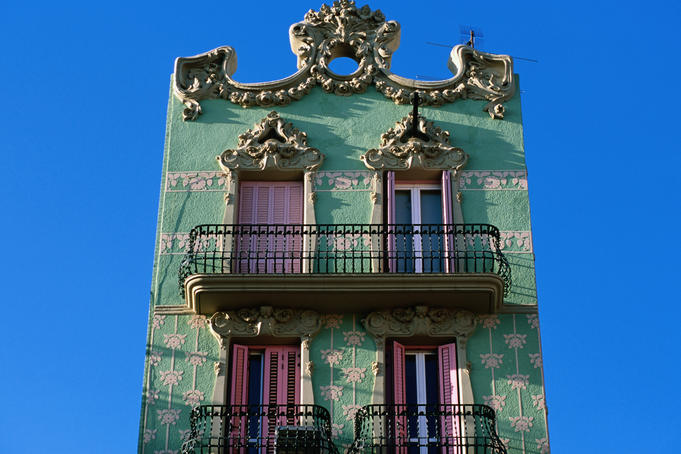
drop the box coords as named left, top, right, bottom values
left=361, top=112, right=468, bottom=171
left=174, top=1, right=515, bottom=121
left=210, top=306, right=322, bottom=339
left=363, top=305, right=476, bottom=340
left=217, top=111, right=324, bottom=173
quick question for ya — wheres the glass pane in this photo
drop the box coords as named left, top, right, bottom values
left=420, top=191, right=443, bottom=272
left=395, top=191, right=414, bottom=272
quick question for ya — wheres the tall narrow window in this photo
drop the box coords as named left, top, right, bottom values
left=390, top=341, right=461, bottom=453
left=392, top=183, right=443, bottom=273
left=229, top=344, right=301, bottom=451
left=237, top=181, right=303, bottom=273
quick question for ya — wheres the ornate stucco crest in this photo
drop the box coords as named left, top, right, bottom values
left=174, top=1, right=515, bottom=121
left=363, top=305, right=476, bottom=340
left=210, top=306, right=322, bottom=339
left=217, top=111, right=324, bottom=173
left=361, top=112, right=468, bottom=171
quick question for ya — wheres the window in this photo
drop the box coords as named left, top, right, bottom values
left=390, top=341, right=460, bottom=453
left=386, top=171, right=454, bottom=273
left=236, top=181, right=303, bottom=273
left=229, top=344, right=301, bottom=449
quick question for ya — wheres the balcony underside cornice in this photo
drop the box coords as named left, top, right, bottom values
left=182, top=273, right=505, bottom=316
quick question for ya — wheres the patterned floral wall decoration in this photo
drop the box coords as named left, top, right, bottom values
left=140, top=310, right=548, bottom=453
left=164, top=170, right=529, bottom=193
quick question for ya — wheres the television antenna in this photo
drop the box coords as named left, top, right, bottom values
left=425, top=25, right=539, bottom=63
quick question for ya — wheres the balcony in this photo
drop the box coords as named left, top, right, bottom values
left=179, top=224, right=511, bottom=315
left=348, top=404, right=507, bottom=454
left=181, top=404, right=338, bottom=454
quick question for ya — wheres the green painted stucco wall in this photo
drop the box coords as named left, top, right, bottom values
left=139, top=83, right=548, bottom=454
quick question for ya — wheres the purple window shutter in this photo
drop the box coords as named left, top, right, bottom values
left=386, top=171, right=396, bottom=272
left=230, top=344, right=249, bottom=448
left=441, top=171, right=455, bottom=273
left=392, top=341, right=407, bottom=453
left=438, top=343, right=461, bottom=453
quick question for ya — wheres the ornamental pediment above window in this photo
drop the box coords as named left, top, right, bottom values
left=173, top=1, right=515, bottom=121
left=217, top=111, right=324, bottom=173
left=360, top=110, right=468, bottom=172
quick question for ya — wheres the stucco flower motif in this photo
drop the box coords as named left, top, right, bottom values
left=509, top=415, right=534, bottom=432
left=188, top=315, right=207, bottom=329
left=143, top=428, right=157, bottom=443
left=320, top=385, right=343, bottom=401
left=342, top=404, right=362, bottom=421
left=157, top=408, right=181, bottom=425
left=152, top=314, right=166, bottom=329
left=160, top=370, right=184, bottom=386
left=536, top=437, right=550, bottom=454
left=149, top=350, right=162, bottom=367
left=480, top=353, right=504, bottom=369
left=146, top=388, right=160, bottom=406
left=342, top=367, right=366, bottom=384
left=179, top=429, right=192, bottom=442
left=183, top=389, right=205, bottom=407
left=504, top=333, right=527, bottom=349
left=323, top=314, right=343, bottom=328
left=483, top=394, right=507, bottom=412
left=532, top=394, right=545, bottom=410
left=529, top=353, right=542, bottom=368
left=331, top=423, right=345, bottom=438
left=506, top=374, right=529, bottom=390
left=343, top=330, right=366, bottom=346
left=321, top=349, right=344, bottom=366
left=479, top=315, right=500, bottom=329
left=526, top=314, right=539, bottom=329
left=186, top=351, right=208, bottom=367
left=164, top=334, right=187, bottom=350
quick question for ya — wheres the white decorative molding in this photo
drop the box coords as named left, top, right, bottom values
left=210, top=306, right=322, bottom=339
left=363, top=305, right=476, bottom=340
left=459, top=171, right=528, bottom=191
left=361, top=113, right=468, bottom=172
left=217, top=111, right=324, bottom=173
left=173, top=1, right=515, bottom=121
left=499, top=231, right=533, bottom=254
left=164, top=169, right=529, bottom=192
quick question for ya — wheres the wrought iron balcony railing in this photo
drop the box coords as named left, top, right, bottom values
left=348, top=404, right=507, bottom=454
left=179, top=223, right=511, bottom=296
left=181, top=404, right=339, bottom=454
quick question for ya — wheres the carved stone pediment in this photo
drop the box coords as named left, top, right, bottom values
left=361, top=113, right=468, bottom=171
left=210, top=306, right=322, bottom=339
left=174, top=1, right=515, bottom=121
left=363, top=305, right=476, bottom=340
left=217, top=111, right=324, bottom=173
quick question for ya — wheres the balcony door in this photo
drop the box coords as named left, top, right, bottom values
left=391, top=342, right=461, bottom=454
left=237, top=181, right=303, bottom=273
left=387, top=171, right=454, bottom=273
left=230, top=345, right=301, bottom=453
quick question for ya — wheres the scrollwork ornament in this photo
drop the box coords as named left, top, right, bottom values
left=363, top=305, right=477, bottom=340
left=173, top=2, right=515, bottom=120
left=210, top=306, right=322, bottom=340
left=217, top=112, right=324, bottom=173
left=361, top=112, right=469, bottom=172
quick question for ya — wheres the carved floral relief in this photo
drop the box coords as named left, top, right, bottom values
left=173, top=1, right=515, bottom=121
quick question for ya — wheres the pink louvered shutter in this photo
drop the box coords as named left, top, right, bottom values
left=441, top=171, right=455, bottom=273
left=262, top=346, right=301, bottom=445
left=270, top=183, right=303, bottom=273
left=238, top=182, right=303, bottom=274
left=438, top=343, right=461, bottom=453
left=230, top=344, right=249, bottom=449
left=386, top=171, right=397, bottom=272
left=391, top=341, right=407, bottom=452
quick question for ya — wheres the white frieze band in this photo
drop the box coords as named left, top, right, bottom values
left=165, top=170, right=527, bottom=192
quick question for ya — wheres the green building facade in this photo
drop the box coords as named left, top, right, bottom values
left=139, top=2, right=549, bottom=453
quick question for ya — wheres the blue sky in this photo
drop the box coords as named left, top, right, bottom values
left=1, top=1, right=680, bottom=452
